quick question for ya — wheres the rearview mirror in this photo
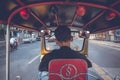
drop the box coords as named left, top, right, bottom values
left=79, top=31, right=90, bottom=38
left=40, top=29, right=51, bottom=37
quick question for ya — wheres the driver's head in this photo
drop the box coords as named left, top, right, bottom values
left=54, top=25, right=72, bottom=42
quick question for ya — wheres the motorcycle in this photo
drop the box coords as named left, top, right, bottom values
left=10, top=38, right=18, bottom=51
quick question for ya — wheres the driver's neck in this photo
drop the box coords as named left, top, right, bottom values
left=59, top=41, right=70, bottom=47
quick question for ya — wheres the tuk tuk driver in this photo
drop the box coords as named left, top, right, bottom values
left=38, top=25, right=92, bottom=79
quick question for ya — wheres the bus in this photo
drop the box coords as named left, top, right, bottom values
left=0, top=0, right=120, bottom=80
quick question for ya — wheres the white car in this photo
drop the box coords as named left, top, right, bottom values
left=22, top=37, right=32, bottom=43
left=22, top=37, right=36, bottom=43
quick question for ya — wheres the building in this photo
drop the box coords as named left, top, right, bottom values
left=90, top=29, right=120, bottom=42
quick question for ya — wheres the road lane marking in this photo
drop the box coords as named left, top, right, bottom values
left=91, top=60, right=112, bottom=80
left=28, top=55, right=40, bottom=64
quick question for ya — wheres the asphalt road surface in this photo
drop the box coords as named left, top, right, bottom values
left=0, top=39, right=120, bottom=80
left=89, top=40, right=120, bottom=79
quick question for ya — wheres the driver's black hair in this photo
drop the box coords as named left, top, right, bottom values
left=54, top=26, right=71, bottom=42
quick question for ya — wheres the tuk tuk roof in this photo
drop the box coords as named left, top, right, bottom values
left=0, top=0, right=120, bottom=33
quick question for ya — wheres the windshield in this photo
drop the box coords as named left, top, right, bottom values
left=45, top=32, right=84, bottom=51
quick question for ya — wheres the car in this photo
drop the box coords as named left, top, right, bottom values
left=22, top=37, right=32, bottom=43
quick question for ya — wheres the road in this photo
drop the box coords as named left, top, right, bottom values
left=89, top=40, right=120, bottom=79
left=0, top=41, right=41, bottom=80
left=0, top=39, right=120, bottom=80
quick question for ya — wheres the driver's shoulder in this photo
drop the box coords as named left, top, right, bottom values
left=44, top=49, right=60, bottom=57
left=50, top=49, right=60, bottom=54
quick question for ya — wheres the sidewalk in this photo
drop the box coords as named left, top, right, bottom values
left=89, top=39, right=120, bottom=48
